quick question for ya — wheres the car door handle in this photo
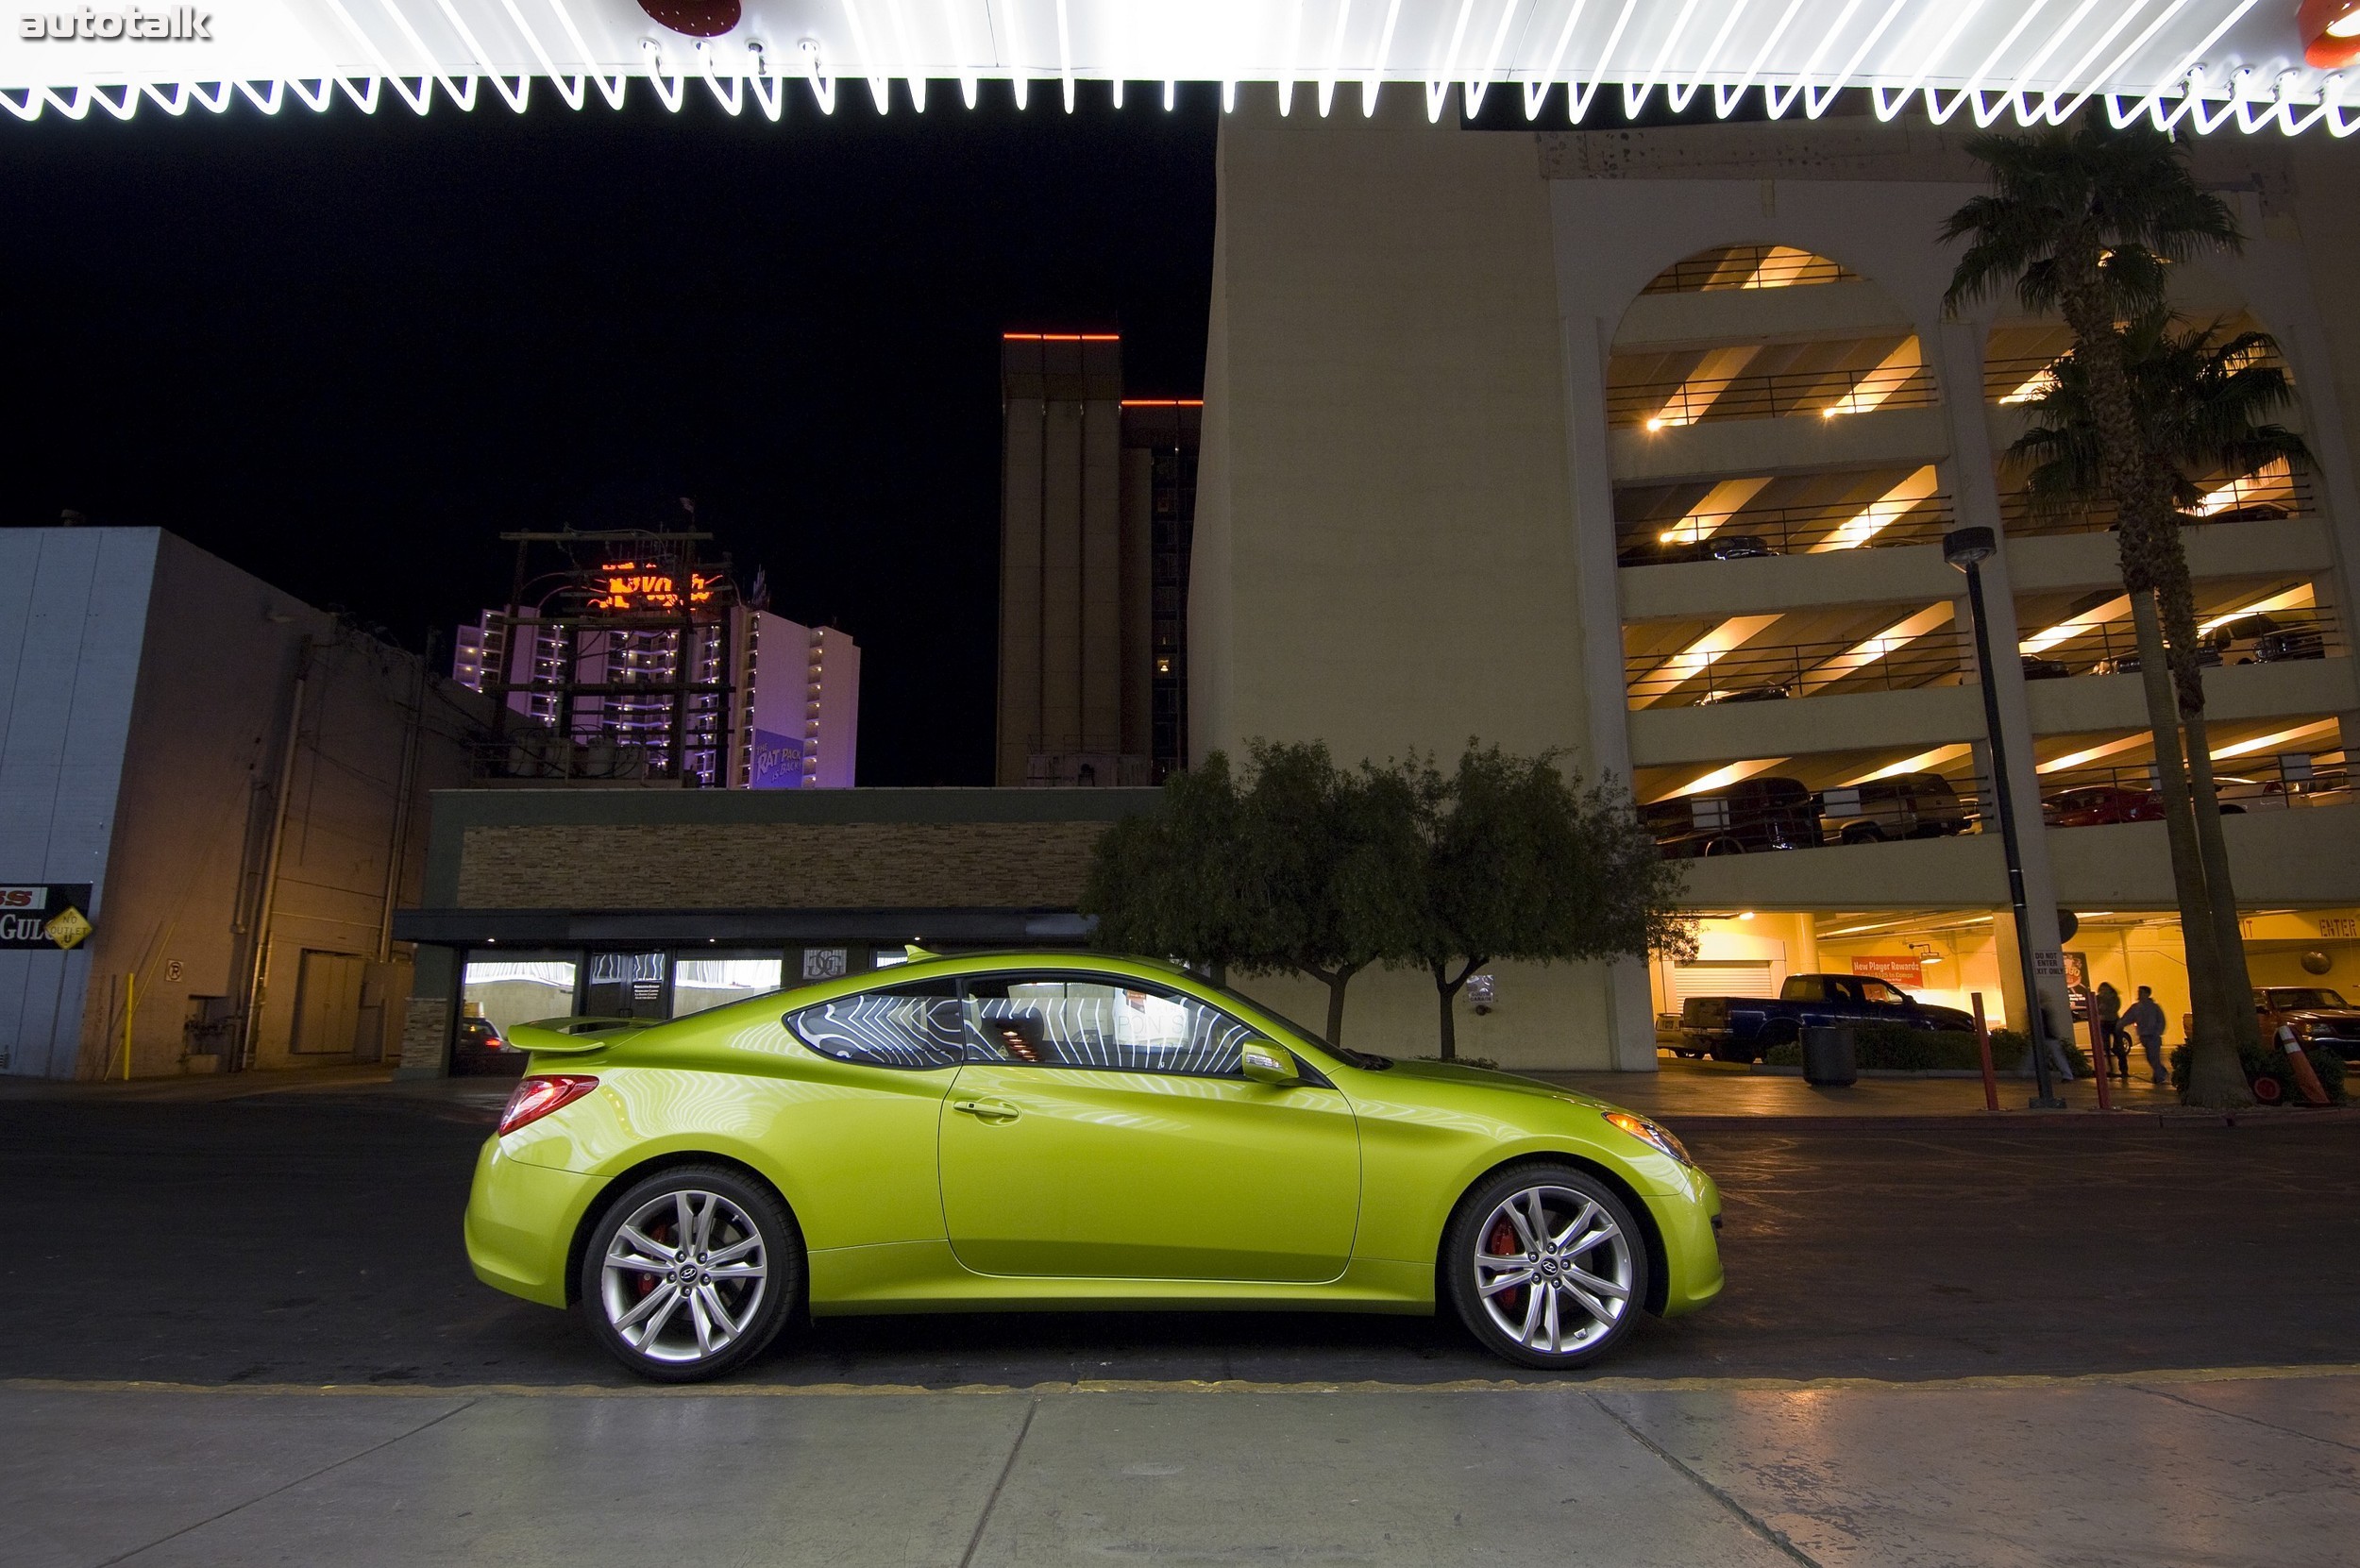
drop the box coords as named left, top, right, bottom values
left=951, top=1098, right=1020, bottom=1121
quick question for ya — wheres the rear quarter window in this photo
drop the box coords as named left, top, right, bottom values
left=786, top=981, right=964, bottom=1070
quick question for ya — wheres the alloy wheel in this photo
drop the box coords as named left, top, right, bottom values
left=1469, top=1183, right=1634, bottom=1357
left=598, top=1189, right=770, bottom=1364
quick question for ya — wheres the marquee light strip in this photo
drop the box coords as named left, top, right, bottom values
left=1, top=0, right=2340, bottom=135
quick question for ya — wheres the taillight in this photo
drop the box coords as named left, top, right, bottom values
left=497, top=1074, right=599, bottom=1136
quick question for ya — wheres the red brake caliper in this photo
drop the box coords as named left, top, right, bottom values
left=1486, top=1218, right=1525, bottom=1316
left=634, top=1222, right=670, bottom=1301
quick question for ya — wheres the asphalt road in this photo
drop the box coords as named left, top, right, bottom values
left=5, top=1096, right=2353, bottom=1389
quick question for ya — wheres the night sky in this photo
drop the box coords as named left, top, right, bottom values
left=0, top=87, right=1219, bottom=785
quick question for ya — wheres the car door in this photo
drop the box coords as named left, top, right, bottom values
left=936, top=970, right=1360, bottom=1283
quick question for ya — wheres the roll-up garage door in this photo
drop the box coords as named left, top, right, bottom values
left=1669, top=962, right=1775, bottom=1006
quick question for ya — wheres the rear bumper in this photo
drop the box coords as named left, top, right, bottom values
left=463, top=1137, right=603, bottom=1309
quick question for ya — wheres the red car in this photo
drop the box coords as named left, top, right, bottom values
left=2042, top=785, right=2164, bottom=826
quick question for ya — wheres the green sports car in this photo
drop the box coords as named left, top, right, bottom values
left=465, top=951, right=1723, bottom=1380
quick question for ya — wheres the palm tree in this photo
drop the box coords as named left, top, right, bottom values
left=2009, top=312, right=2315, bottom=1071
left=1941, top=117, right=2252, bottom=1107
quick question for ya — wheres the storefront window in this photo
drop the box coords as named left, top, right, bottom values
left=672, top=955, right=786, bottom=1017
left=460, top=953, right=580, bottom=1037
left=587, top=952, right=669, bottom=1019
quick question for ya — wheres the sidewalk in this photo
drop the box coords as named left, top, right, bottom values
left=8, top=1371, right=2353, bottom=1568
left=1525, top=1054, right=2352, bottom=1130
left=0, top=1063, right=514, bottom=1121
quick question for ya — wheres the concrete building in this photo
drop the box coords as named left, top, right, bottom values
left=996, top=333, right=1201, bottom=786
left=0, top=527, right=486, bottom=1080
left=1186, top=99, right=2360, bottom=1069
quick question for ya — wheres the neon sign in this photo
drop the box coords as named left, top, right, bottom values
left=589, top=562, right=719, bottom=613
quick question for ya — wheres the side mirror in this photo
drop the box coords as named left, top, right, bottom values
left=1239, top=1038, right=1300, bottom=1087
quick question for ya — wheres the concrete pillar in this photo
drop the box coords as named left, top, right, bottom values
left=1120, top=446, right=1155, bottom=760
left=1040, top=399, right=1085, bottom=756
left=1560, top=310, right=1659, bottom=1071
left=997, top=396, right=1045, bottom=785
left=1080, top=396, right=1123, bottom=751
left=1933, top=318, right=2076, bottom=1047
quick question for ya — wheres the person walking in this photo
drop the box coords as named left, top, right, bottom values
left=2124, top=985, right=2169, bottom=1086
left=2095, top=981, right=2128, bottom=1080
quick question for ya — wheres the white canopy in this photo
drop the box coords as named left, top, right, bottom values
left=4, top=0, right=2347, bottom=135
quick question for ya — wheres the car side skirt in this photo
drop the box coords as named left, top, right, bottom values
left=807, top=1241, right=1435, bottom=1316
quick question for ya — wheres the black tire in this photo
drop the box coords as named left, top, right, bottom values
left=1443, top=1163, right=1651, bottom=1371
left=578, top=1163, right=802, bottom=1383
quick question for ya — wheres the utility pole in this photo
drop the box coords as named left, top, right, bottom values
left=1947, top=526, right=2065, bottom=1110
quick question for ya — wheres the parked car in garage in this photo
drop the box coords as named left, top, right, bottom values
left=2201, top=501, right=2292, bottom=523
left=2093, top=646, right=2224, bottom=676
left=2042, top=784, right=2163, bottom=826
left=2020, top=655, right=2071, bottom=680
left=1815, top=773, right=1973, bottom=844
left=2251, top=627, right=2326, bottom=663
left=1694, top=683, right=1791, bottom=705
left=1618, top=532, right=1778, bottom=566
left=1642, top=776, right=1820, bottom=857
left=1679, top=972, right=1977, bottom=1062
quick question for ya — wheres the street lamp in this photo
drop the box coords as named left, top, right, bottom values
left=1945, top=525, right=2065, bottom=1110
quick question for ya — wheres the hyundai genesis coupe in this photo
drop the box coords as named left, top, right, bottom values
left=464, top=951, right=1724, bottom=1380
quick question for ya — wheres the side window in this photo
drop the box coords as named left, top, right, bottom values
left=964, top=974, right=1255, bottom=1078
left=786, top=979, right=964, bottom=1070
left=1861, top=980, right=1906, bottom=1005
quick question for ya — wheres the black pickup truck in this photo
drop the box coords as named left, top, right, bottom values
left=1678, top=973, right=1977, bottom=1063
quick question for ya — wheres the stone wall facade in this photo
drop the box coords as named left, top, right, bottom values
left=455, top=820, right=1112, bottom=910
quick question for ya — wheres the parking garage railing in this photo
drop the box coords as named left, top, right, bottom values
left=1626, top=632, right=1965, bottom=709
left=1644, top=772, right=1993, bottom=859
left=2037, top=751, right=2352, bottom=822
left=1608, top=362, right=1939, bottom=430
left=1997, top=471, right=2318, bottom=538
left=1615, top=493, right=1957, bottom=562
left=2020, top=611, right=2341, bottom=678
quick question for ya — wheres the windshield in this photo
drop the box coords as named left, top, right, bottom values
left=2270, top=988, right=2351, bottom=1010
left=1197, top=975, right=1394, bottom=1070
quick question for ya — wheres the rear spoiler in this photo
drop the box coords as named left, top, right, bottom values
left=505, top=1017, right=649, bottom=1056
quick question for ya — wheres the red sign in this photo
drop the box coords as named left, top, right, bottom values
left=1851, top=955, right=1923, bottom=988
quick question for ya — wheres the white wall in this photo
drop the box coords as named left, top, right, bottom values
left=0, top=528, right=157, bottom=1078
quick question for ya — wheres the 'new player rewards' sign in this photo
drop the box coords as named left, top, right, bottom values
left=0, top=885, right=94, bottom=950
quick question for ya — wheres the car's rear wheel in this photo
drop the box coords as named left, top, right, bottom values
left=1445, top=1165, right=1649, bottom=1370
left=580, top=1164, right=801, bottom=1383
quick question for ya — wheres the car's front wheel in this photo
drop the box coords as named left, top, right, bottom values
left=1445, top=1164, right=1650, bottom=1370
left=580, top=1164, right=801, bottom=1382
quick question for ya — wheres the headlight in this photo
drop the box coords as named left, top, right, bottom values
left=1605, top=1110, right=1694, bottom=1166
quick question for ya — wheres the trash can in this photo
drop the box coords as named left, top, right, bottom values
left=1802, top=1025, right=1857, bottom=1087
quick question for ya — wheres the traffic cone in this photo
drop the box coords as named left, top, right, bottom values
left=2276, top=1024, right=2333, bottom=1106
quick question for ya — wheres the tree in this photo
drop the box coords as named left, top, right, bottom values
left=1082, top=750, right=1263, bottom=979
left=2009, top=309, right=2314, bottom=1073
left=1081, top=742, right=1423, bottom=1047
left=1941, top=116, right=2253, bottom=1106
left=1233, top=742, right=1424, bottom=1046
left=1384, top=744, right=1690, bottom=1061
